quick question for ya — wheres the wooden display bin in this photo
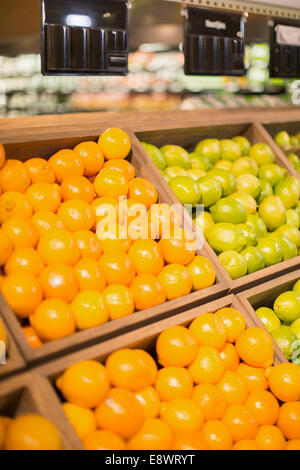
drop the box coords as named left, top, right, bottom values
left=262, top=120, right=300, bottom=173
left=0, top=128, right=229, bottom=365
left=0, top=371, right=82, bottom=450
left=134, top=122, right=300, bottom=293
left=0, top=312, right=25, bottom=381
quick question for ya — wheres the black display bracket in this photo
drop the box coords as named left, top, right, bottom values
left=269, top=18, right=300, bottom=79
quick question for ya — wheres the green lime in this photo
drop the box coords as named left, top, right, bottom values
left=256, top=180, right=273, bottom=205
left=287, top=153, right=300, bottom=169
left=232, top=157, right=258, bottom=177
left=249, top=143, right=275, bottom=166
left=206, top=169, right=237, bottom=197
left=218, top=250, right=247, bottom=279
left=228, top=192, right=257, bottom=215
left=141, top=142, right=167, bottom=170
left=258, top=164, right=286, bottom=187
left=296, top=132, right=300, bottom=144
left=210, top=197, right=247, bottom=224
left=258, top=195, right=286, bottom=231
left=169, top=176, right=201, bottom=205
left=207, top=223, right=246, bottom=253
left=236, top=224, right=257, bottom=246
left=269, top=234, right=298, bottom=261
left=290, top=136, right=299, bottom=147
left=186, top=169, right=206, bottom=181
left=256, top=307, right=281, bottom=332
left=165, top=166, right=188, bottom=178
left=237, top=174, right=261, bottom=198
left=290, top=317, right=300, bottom=340
left=256, top=237, right=283, bottom=267
left=246, top=214, right=267, bottom=238
left=214, top=160, right=232, bottom=172
left=220, top=139, right=241, bottom=162
left=275, top=224, right=300, bottom=247
left=160, top=145, right=190, bottom=169
left=189, top=153, right=213, bottom=171
left=274, top=291, right=300, bottom=323
left=286, top=209, right=300, bottom=229
left=241, top=246, right=265, bottom=274
left=275, top=131, right=290, bottom=148
left=293, top=279, right=300, bottom=293
left=194, top=139, right=221, bottom=164
left=197, top=175, right=222, bottom=208
left=232, top=136, right=251, bottom=156
left=274, top=176, right=300, bottom=209
left=159, top=170, right=170, bottom=183
left=271, top=326, right=298, bottom=360
left=193, top=211, right=215, bottom=237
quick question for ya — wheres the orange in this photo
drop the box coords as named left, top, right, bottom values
left=39, top=263, right=78, bottom=302
left=192, top=384, right=227, bottom=420
left=30, top=299, right=75, bottom=342
left=91, top=197, right=118, bottom=228
left=22, top=326, right=42, bottom=348
left=222, top=404, right=258, bottom=442
left=5, top=247, right=44, bottom=276
left=94, top=169, right=128, bottom=199
left=268, top=363, right=300, bottom=402
left=156, top=325, right=197, bottom=368
left=102, top=284, right=134, bottom=320
left=217, top=371, right=248, bottom=405
left=61, top=175, right=94, bottom=204
left=130, top=273, right=166, bottom=310
left=220, top=343, right=239, bottom=371
left=32, top=211, right=65, bottom=238
left=236, top=327, right=274, bottom=368
left=187, top=256, right=216, bottom=290
left=200, top=420, right=233, bottom=450
left=99, top=251, right=135, bottom=286
left=83, top=430, right=126, bottom=451
left=2, top=217, right=38, bottom=249
left=128, top=177, right=158, bottom=208
left=95, top=388, right=143, bottom=439
left=158, top=264, right=193, bottom=300
left=74, top=230, right=102, bottom=260
left=56, top=360, right=110, bottom=408
left=71, top=290, right=109, bottom=330
left=233, top=439, right=259, bottom=450
left=74, top=258, right=106, bottom=291
left=286, top=439, right=300, bottom=450
left=171, top=431, right=208, bottom=450
left=98, top=128, right=131, bottom=160
left=155, top=367, right=193, bottom=401
left=189, top=313, right=227, bottom=350
left=97, top=223, right=131, bottom=253
left=0, top=191, right=33, bottom=223
left=37, top=229, right=80, bottom=266
left=129, top=240, right=164, bottom=276
left=118, top=197, right=146, bottom=227
left=62, top=402, right=96, bottom=441
left=0, top=228, right=13, bottom=266
left=128, top=418, right=173, bottom=451
left=159, top=230, right=195, bottom=266
left=255, top=425, right=286, bottom=450
left=24, top=158, right=55, bottom=184
left=237, top=363, right=268, bottom=392
left=245, top=390, right=280, bottom=426
left=26, top=183, right=61, bottom=213
left=135, top=387, right=161, bottom=419
left=103, top=159, right=135, bottom=181
left=161, top=398, right=203, bottom=432
left=148, top=203, right=181, bottom=240
left=106, top=349, right=157, bottom=391
left=0, top=160, right=31, bottom=193
left=49, top=149, right=84, bottom=183
left=74, top=141, right=104, bottom=176
left=189, top=346, right=225, bottom=385
left=215, top=308, right=246, bottom=343
left=2, top=273, right=43, bottom=318
left=277, top=402, right=300, bottom=440
left=58, top=200, right=95, bottom=232
left=0, top=143, right=6, bottom=169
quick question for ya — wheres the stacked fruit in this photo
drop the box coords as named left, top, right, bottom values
left=0, top=414, right=62, bottom=450
left=56, top=308, right=300, bottom=451
left=256, top=279, right=300, bottom=363
left=274, top=130, right=300, bottom=173
left=0, top=131, right=216, bottom=348
left=143, top=137, right=300, bottom=279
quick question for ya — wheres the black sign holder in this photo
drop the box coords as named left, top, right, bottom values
left=269, top=18, right=300, bottom=78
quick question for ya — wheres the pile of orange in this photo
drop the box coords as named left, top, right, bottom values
left=0, top=130, right=216, bottom=347
left=56, top=308, right=300, bottom=450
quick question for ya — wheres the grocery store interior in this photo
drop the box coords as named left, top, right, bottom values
left=1, top=0, right=300, bottom=453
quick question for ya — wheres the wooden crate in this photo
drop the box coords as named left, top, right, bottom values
left=0, top=312, right=25, bottom=381
left=0, top=128, right=229, bottom=365
left=134, top=122, right=300, bottom=294
left=0, top=371, right=82, bottom=450
left=262, top=120, right=300, bottom=172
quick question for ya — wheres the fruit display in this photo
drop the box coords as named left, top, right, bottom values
left=142, top=137, right=300, bottom=279
left=255, top=279, right=300, bottom=363
left=274, top=130, right=300, bottom=174
left=55, top=307, right=300, bottom=450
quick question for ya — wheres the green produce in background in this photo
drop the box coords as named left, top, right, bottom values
left=210, top=197, right=247, bottom=224
left=160, top=145, right=190, bottom=169
left=194, top=139, right=221, bottom=164
left=169, top=176, right=201, bottom=205
left=272, top=326, right=298, bottom=360
left=249, top=143, right=275, bottom=166
left=197, top=175, right=222, bottom=208
left=256, top=307, right=281, bottom=332
left=207, top=223, right=246, bottom=253
left=214, top=160, right=232, bottom=172
left=189, top=153, right=213, bottom=171
left=274, top=291, right=300, bottom=324
left=258, top=164, right=286, bottom=188
left=205, top=169, right=237, bottom=196
left=237, top=174, right=261, bottom=198
left=274, top=176, right=300, bottom=209
left=232, top=157, right=258, bottom=177
left=141, top=142, right=166, bottom=170
left=228, top=192, right=257, bottom=215
left=232, top=136, right=251, bottom=156
left=165, top=166, right=187, bottom=178
left=220, top=139, right=241, bottom=162
left=275, top=131, right=290, bottom=148
left=257, top=180, right=273, bottom=205
left=256, top=237, right=283, bottom=267
left=186, top=169, right=206, bottom=181
left=258, top=195, right=286, bottom=231
left=236, top=224, right=257, bottom=247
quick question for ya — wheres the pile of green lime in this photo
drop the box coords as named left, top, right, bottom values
left=274, top=130, right=300, bottom=174
left=142, top=137, right=300, bottom=279
left=255, top=279, right=300, bottom=363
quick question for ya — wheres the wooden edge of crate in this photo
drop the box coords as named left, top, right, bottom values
left=0, top=311, right=25, bottom=380
left=0, top=371, right=83, bottom=450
